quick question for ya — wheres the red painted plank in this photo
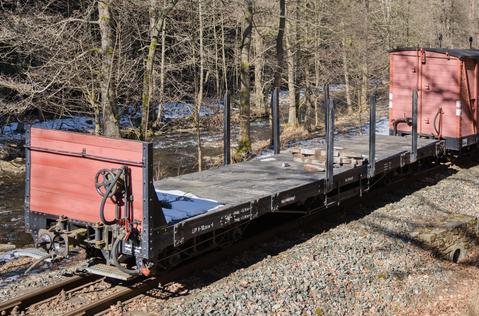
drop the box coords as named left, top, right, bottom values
left=29, top=128, right=146, bottom=224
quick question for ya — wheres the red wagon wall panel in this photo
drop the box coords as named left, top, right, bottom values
left=419, top=53, right=460, bottom=138
left=461, top=60, right=478, bottom=137
left=29, top=128, right=146, bottom=224
left=389, top=48, right=479, bottom=149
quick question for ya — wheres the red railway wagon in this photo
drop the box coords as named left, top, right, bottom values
left=389, top=48, right=479, bottom=150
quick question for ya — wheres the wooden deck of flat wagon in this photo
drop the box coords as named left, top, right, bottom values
left=152, top=134, right=443, bottom=253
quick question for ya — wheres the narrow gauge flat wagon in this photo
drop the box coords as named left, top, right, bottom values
left=23, top=95, right=443, bottom=279
left=389, top=48, right=479, bottom=150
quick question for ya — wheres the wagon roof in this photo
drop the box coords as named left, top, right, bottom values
left=390, top=47, right=479, bottom=59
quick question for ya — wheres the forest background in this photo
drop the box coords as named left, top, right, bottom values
left=1, top=0, right=478, bottom=164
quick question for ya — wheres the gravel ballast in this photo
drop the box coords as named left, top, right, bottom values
left=117, top=161, right=479, bottom=315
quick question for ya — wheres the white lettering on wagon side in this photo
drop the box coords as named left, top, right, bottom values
left=192, top=222, right=214, bottom=234
left=220, top=206, right=252, bottom=225
left=344, top=176, right=354, bottom=183
left=281, top=196, right=295, bottom=204
left=232, top=207, right=253, bottom=222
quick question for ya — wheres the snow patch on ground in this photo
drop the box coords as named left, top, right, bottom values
left=1, top=102, right=225, bottom=141
left=0, top=251, right=16, bottom=264
left=1, top=116, right=95, bottom=141
left=158, top=101, right=224, bottom=121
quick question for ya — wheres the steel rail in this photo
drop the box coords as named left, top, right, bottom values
left=0, top=274, right=101, bottom=315
left=62, top=278, right=159, bottom=316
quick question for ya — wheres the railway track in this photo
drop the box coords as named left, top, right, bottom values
left=0, top=159, right=455, bottom=316
left=0, top=274, right=101, bottom=315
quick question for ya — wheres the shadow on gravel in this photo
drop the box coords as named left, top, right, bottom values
left=361, top=218, right=479, bottom=268
left=360, top=171, right=479, bottom=270
left=357, top=150, right=479, bottom=276
left=147, top=153, right=479, bottom=296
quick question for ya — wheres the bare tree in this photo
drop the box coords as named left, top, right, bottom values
left=1, top=0, right=478, bottom=150
left=253, top=28, right=266, bottom=114
left=273, top=0, right=286, bottom=90
left=237, top=0, right=254, bottom=158
left=140, top=0, right=178, bottom=140
left=286, top=2, right=298, bottom=127
left=196, top=0, right=205, bottom=170
left=98, top=0, right=120, bottom=137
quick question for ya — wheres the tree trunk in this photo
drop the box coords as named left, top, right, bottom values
left=196, top=0, right=204, bottom=171
left=405, top=0, right=410, bottom=45
left=253, top=29, right=265, bottom=114
left=82, top=88, right=102, bottom=135
left=286, top=17, right=298, bottom=127
left=360, top=0, right=369, bottom=114
left=342, top=46, right=352, bottom=113
left=237, top=0, right=253, bottom=158
left=382, top=0, right=392, bottom=49
left=94, top=105, right=101, bottom=135
left=341, top=22, right=352, bottom=113
left=313, top=0, right=321, bottom=127
left=234, top=23, right=240, bottom=92
left=140, top=0, right=161, bottom=140
left=273, top=0, right=286, bottom=90
left=303, top=62, right=314, bottom=131
left=98, top=0, right=120, bottom=138
left=302, top=0, right=313, bottom=130
left=220, top=9, right=228, bottom=93
left=360, top=63, right=368, bottom=114
left=155, top=17, right=167, bottom=126
left=142, top=0, right=177, bottom=138
left=213, top=0, right=221, bottom=96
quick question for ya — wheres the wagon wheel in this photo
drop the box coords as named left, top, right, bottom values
left=231, top=227, right=243, bottom=242
left=51, top=234, right=68, bottom=257
left=37, top=232, right=54, bottom=252
left=167, top=253, right=182, bottom=268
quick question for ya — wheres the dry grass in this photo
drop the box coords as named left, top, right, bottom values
left=250, top=124, right=309, bottom=153
left=0, top=159, right=25, bottom=176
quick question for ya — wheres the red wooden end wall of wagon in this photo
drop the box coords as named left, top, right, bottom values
left=28, top=128, right=145, bottom=224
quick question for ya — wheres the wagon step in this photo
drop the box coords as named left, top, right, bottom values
left=85, top=263, right=136, bottom=281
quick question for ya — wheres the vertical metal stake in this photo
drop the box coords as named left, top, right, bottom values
left=223, top=91, right=231, bottom=165
left=323, top=84, right=330, bottom=119
left=411, top=88, right=418, bottom=163
left=325, top=98, right=335, bottom=193
left=323, top=84, right=329, bottom=113
left=368, top=95, right=376, bottom=178
left=272, top=87, right=281, bottom=154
